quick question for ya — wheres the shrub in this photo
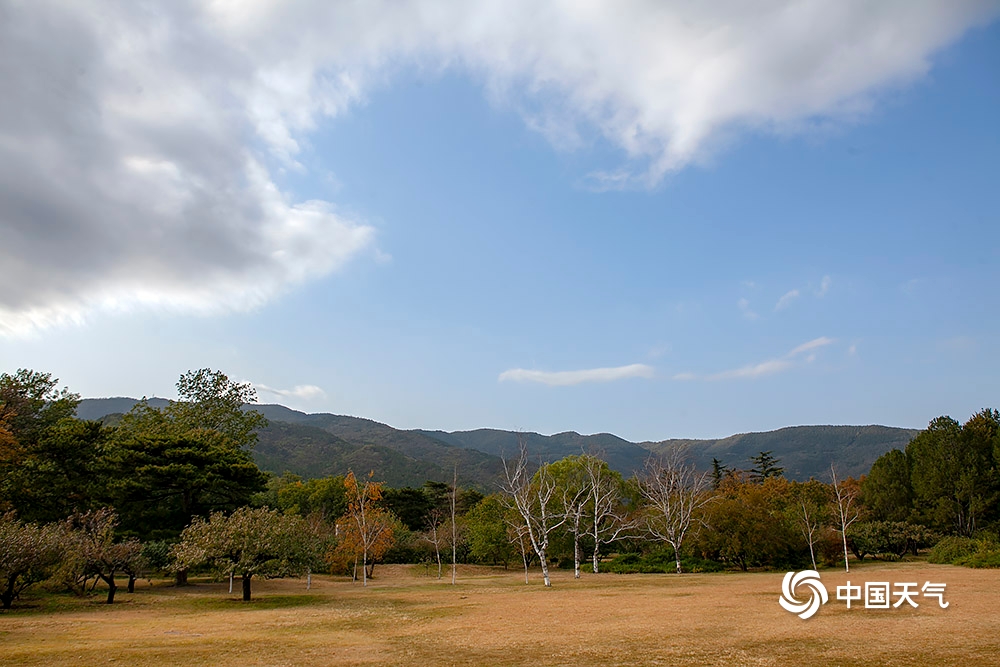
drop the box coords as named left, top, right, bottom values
left=927, top=536, right=977, bottom=564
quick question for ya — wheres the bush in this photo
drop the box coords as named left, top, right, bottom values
left=955, top=550, right=1000, bottom=569
left=928, top=536, right=977, bottom=564
left=928, top=534, right=1000, bottom=567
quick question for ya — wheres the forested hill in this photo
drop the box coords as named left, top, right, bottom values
left=642, top=425, right=921, bottom=480
left=77, top=398, right=920, bottom=484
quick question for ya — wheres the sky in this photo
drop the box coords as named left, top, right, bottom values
left=2, top=1, right=999, bottom=441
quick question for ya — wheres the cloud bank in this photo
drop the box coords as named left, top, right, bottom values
left=675, top=336, right=835, bottom=381
left=2, top=1, right=995, bottom=335
left=499, top=364, right=654, bottom=386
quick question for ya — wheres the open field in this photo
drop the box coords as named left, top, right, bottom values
left=2, top=562, right=997, bottom=666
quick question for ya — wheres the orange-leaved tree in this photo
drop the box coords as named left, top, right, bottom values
left=330, top=471, right=395, bottom=586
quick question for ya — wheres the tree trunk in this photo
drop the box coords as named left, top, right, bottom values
left=673, top=546, right=683, bottom=575
left=538, top=549, right=552, bottom=587
left=521, top=544, right=530, bottom=584
left=104, top=576, right=117, bottom=604
left=592, top=542, right=601, bottom=574
left=841, top=530, right=851, bottom=573
left=573, top=533, right=581, bottom=579
left=175, top=569, right=188, bottom=587
left=362, top=548, right=368, bottom=587
left=127, top=574, right=136, bottom=594
left=242, top=573, right=252, bottom=601
left=1, top=580, right=14, bottom=609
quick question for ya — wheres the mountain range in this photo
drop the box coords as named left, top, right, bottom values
left=76, top=398, right=920, bottom=489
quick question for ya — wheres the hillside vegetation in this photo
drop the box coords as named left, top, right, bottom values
left=78, top=398, right=918, bottom=483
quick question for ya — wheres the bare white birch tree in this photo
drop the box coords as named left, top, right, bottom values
left=547, top=455, right=590, bottom=579
left=424, top=508, right=445, bottom=579
left=584, top=455, right=636, bottom=574
left=450, top=466, right=458, bottom=585
left=500, top=437, right=565, bottom=587
left=830, top=464, right=861, bottom=573
left=638, top=447, right=712, bottom=574
left=793, top=479, right=828, bottom=571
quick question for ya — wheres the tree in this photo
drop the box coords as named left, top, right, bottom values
left=547, top=455, right=591, bottom=579
left=0, top=513, right=64, bottom=609
left=830, top=465, right=861, bottom=573
left=638, top=447, right=712, bottom=574
left=710, top=458, right=729, bottom=490
left=500, top=438, right=565, bottom=587
left=791, top=480, right=830, bottom=571
left=697, top=475, right=801, bottom=571
left=172, top=506, right=316, bottom=601
left=749, top=451, right=784, bottom=482
left=0, top=369, right=79, bottom=446
left=465, top=494, right=517, bottom=568
left=862, top=449, right=913, bottom=523
left=116, top=368, right=266, bottom=449
left=68, top=508, right=143, bottom=604
left=906, top=412, right=999, bottom=536
left=584, top=455, right=635, bottom=574
left=0, top=370, right=90, bottom=519
left=336, top=471, right=396, bottom=586
left=450, top=467, right=459, bottom=585
left=108, top=430, right=267, bottom=540
left=1, top=418, right=107, bottom=523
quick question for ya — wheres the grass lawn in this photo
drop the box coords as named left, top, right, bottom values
left=1, top=561, right=997, bottom=666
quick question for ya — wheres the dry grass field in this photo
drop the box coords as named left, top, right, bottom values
left=2, top=561, right=997, bottom=666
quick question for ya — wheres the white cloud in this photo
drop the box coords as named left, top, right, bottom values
left=709, top=358, right=794, bottom=381
left=256, top=383, right=327, bottom=400
left=681, top=336, right=835, bottom=381
left=2, top=1, right=995, bottom=334
left=774, top=289, right=801, bottom=311
left=738, top=298, right=759, bottom=320
left=788, top=336, right=835, bottom=357
left=499, top=364, right=654, bottom=386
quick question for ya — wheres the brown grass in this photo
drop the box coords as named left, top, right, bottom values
left=1, top=561, right=997, bottom=666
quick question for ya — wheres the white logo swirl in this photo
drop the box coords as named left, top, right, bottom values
left=779, top=570, right=828, bottom=619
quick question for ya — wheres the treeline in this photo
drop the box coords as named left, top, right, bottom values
left=1, top=368, right=998, bottom=609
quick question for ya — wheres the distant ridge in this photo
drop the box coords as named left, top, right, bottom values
left=76, top=398, right=920, bottom=485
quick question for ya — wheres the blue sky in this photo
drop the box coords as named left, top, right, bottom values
left=1, top=2, right=998, bottom=440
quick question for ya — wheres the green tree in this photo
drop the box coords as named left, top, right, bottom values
left=108, top=430, right=267, bottom=540
left=907, top=412, right=998, bottom=536
left=116, top=368, right=266, bottom=449
left=108, top=369, right=269, bottom=542
left=862, top=449, right=913, bottom=522
left=0, top=370, right=89, bottom=519
left=1, top=418, right=107, bottom=523
left=710, top=458, right=729, bottom=490
left=172, top=506, right=317, bottom=601
left=0, top=369, right=79, bottom=446
left=258, top=473, right=347, bottom=520
left=749, top=451, right=784, bottom=482
left=465, top=494, right=517, bottom=568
